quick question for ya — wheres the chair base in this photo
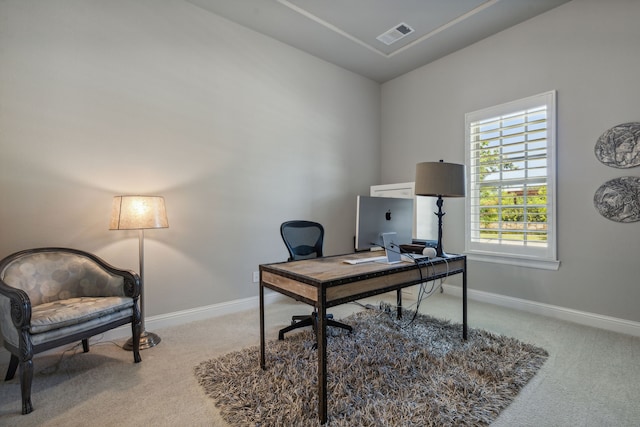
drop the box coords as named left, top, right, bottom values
left=278, top=312, right=352, bottom=341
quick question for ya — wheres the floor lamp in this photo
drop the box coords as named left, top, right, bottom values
left=110, top=195, right=168, bottom=350
left=415, top=160, right=466, bottom=258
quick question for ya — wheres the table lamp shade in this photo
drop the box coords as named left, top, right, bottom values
left=415, top=161, right=466, bottom=197
left=110, top=196, right=169, bottom=230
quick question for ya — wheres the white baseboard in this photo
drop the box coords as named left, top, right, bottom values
left=442, top=284, right=640, bottom=337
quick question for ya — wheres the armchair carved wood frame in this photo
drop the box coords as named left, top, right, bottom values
left=0, top=247, right=142, bottom=414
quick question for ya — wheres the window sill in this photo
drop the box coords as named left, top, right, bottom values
left=465, top=252, right=560, bottom=270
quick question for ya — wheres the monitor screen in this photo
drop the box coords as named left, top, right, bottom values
left=355, top=196, right=413, bottom=251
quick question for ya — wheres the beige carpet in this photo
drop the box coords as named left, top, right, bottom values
left=195, top=306, right=548, bottom=426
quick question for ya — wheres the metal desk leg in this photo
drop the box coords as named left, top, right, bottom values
left=397, top=289, right=402, bottom=319
left=463, top=258, right=468, bottom=340
left=260, top=277, right=266, bottom=369
left=317, top=289, right=328, bottom=424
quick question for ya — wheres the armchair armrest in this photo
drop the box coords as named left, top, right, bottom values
left=0, top=280, right=32, bottom=328
left=78, top=251, right=141, bottom=299
left=120, top=270, right=141, bottom=300
left=0, top=280, right=32, bottom=350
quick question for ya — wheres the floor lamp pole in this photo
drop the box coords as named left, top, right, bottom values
left=124, top=229, right=161, bottom=350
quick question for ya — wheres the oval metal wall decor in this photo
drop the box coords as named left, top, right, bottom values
left=594, top=122, right=640, bottom=168
left=593, top=176, right=640, bottom=223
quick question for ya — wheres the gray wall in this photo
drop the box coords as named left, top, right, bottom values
left=0, top=0, right=380, bottom=316
left=380, top=0, right=640, bottom=322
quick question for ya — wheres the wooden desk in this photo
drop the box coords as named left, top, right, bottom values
left=259, top=251, right=467, bottom=424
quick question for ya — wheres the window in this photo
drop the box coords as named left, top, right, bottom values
left=465, top=91, right=559, bottom=270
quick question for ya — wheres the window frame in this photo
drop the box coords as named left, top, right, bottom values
left=464, top=91, right=559, bottom=270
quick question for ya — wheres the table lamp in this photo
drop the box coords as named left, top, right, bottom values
left=110, top=195, right=168, bottom=350
left=415, top=160, right=466, bottom=257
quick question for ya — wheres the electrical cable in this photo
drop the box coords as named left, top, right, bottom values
left=371, top=242, right=455, bottom=328
left=36, top=333, right=126, bottom=375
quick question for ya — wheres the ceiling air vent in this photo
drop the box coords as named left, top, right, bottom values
left=376, top=23, right=415, bottom=46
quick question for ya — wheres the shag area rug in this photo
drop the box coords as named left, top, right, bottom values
left=195, top=307, right=548, bottom=426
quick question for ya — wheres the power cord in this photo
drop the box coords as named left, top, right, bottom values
left=37, top=334, right=127, bottom=376
left=373, top=243, right=453, bottom=328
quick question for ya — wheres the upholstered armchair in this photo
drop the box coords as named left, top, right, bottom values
left=0, top=247, right=142, bottom=414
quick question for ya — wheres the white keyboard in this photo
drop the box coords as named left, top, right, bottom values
left=342, top=256, right=388, bottom=265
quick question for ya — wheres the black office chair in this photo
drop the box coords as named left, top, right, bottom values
left=278, top=220, right=353, bottom=340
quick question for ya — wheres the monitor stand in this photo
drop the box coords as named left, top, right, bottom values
left=381, top=232, right=402, bottom=264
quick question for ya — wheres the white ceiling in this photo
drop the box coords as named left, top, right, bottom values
left=186, top=0, right=572, bottom=83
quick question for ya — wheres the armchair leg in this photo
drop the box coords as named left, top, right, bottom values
left=5, top=354, right=19, bottom=381
left=131, top=319, right=142, bottom=364
left=20, top=358, right=33, bottom=415
left=82, top=339, right=89, bottom=353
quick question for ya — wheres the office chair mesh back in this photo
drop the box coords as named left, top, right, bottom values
left=280, top=221, right=324, bottom=261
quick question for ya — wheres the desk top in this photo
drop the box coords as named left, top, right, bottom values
left=260, top=251, right=465, bottom=289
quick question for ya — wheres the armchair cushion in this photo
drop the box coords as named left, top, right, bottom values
left=30, top=296, right=133, bottom=334
left=29, top=300, right=135, bottom=347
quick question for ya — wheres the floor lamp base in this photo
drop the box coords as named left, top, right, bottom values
left=123, top=330, right=161, bottom=351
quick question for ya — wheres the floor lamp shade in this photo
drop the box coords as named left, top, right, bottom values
left=109, top=196, right=169, bottom=230
left=415, top=161, right=466, bottom=257
left=109, top=195, right=168, bottom=350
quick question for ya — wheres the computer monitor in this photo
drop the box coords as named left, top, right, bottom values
left=355, top=196, right=413, bottom=251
